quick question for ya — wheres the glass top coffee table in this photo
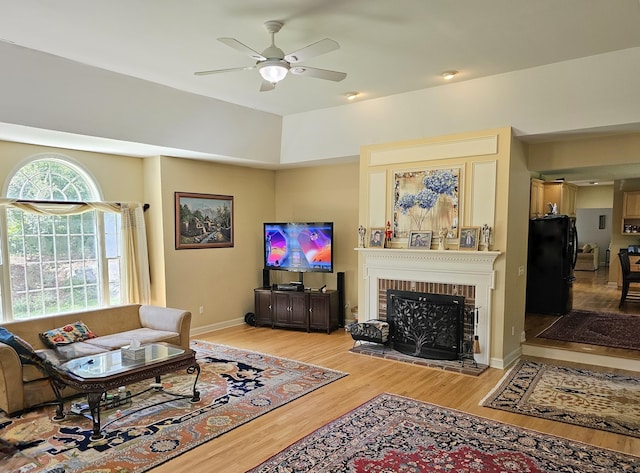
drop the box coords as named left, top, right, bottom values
left=51, top=343, right=200, bottom=440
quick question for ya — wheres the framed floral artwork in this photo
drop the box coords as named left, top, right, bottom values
left=392, top=167, right=460, bottom=241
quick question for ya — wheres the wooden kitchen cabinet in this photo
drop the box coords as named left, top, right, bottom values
left=543, top=181, right=577, bottom=217
left=622, top=191, right=640, bottom=234
left=529, top=178, right=545, bottom=217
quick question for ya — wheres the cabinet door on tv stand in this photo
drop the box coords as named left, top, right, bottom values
left=272, top=291, right=292, bottom=326
left=309, top=291, right=339, bottom=334
left=271, top=291, right=309, bottom=330
left=288, top=292, right=309, bottom=330
left=254, top=289, right=273, bottom=327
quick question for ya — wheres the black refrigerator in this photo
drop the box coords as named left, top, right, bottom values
left=526, top=215, right=578, bottom=315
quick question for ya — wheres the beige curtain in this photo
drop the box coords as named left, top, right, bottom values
left=120, top=202, right=151, bottom=304
left=0, top=198, right=150, bottom=304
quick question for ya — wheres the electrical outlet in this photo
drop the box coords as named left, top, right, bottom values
left=518, top=265, right=525, bottom=276
left=199, top=306, right=204, bottom=314
left=520, top=331, right=527, bottom=343
left=511, top=326, right=515, bottom=336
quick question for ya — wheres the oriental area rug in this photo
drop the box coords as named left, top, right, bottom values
left=536, top=309, right=640, bottom=350
left=0, top=340, right=347, bottom=473
left=481, top=359, right=640, bottom=438
left=248, top=392, right=640, bottom=472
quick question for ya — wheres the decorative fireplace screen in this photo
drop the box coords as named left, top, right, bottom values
left=387, top=290, right=465, bottom=360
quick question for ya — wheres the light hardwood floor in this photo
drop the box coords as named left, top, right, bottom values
left=525, top=266, right=640, bottom=361
left=152, top=270, right=639, bottom=473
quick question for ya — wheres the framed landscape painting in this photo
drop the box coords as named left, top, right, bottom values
left=175, top=192, right=234, bottom=249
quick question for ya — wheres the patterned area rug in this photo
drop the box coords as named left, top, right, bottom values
left=0, top=340, right=347, bottom=472
left=481, top=359, right=640, bottom=438
left=248, top=392, right=640, bottom=472
left=537, top=309, right=640, bottom=350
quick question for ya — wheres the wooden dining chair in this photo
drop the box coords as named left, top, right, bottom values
left=618, top=249, right=640, bottom=307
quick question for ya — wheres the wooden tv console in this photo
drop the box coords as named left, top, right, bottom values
left=254, top=287, right=339, bottom=334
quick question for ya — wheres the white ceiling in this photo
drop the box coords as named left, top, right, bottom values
left=1, top=0, right=640, bottom=183
left=2, top=0, right=640, bottom=117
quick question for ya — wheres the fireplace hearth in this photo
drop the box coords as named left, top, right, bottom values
left=387, top=290, right=465, bottom=361
left=357, top=248, right=500, bottom=367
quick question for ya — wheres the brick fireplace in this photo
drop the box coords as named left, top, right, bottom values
left=357, top=248, right=500, bottom=366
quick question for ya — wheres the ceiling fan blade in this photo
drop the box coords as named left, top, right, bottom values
left=290, top=66, right=346, bottom=82
left=194, top=65, right=256, bottom=76
left=260, top=80, right=276, bottom=92
left=284, top=38, right=339, bottom=63
left=218, top=37, right=265, bottom=61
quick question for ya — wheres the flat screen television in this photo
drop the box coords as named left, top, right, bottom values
left=264, top=222, right=334, bottom=273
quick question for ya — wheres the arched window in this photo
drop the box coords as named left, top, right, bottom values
left=1, top=155, right=121, bottom=319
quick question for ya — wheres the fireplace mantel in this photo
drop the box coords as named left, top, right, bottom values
left=356, top=248, right=501, bottom=366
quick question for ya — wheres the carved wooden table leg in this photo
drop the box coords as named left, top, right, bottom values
left=188, top=363, right=201, bottom=402
left=87, top=391, right=104, bottom=440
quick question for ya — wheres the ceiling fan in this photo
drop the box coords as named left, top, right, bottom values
left=194, top=20, right=346, bottom=91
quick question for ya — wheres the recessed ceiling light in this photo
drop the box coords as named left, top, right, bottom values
left=345, top=92, right=359, bottom=101
left=441, top=70, right=458, bottom=80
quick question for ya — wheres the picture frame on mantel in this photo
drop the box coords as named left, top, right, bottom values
left=175, top=192, right=234, bottom=249
left=369, top=228, right=385, bottom=247
left=459, top=226, right=480, bottom=251
left=408, top=230, right=432, bottom=249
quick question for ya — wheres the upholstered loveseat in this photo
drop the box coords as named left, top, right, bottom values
left=0, top=304, right=191, bottom=416
left=575, top=243, right=599, bottom=271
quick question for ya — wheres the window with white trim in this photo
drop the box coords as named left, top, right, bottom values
left=1, top=156, right=121, bottom=320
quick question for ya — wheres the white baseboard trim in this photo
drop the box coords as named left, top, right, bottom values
left=489, top=345, right=521, bottom=370
left=522, top=344, right=640, bottom=372
left=190, top=317, right=245, bottom=337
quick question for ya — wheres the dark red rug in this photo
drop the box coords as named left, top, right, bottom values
left=537, top=309, right=640, bottom=350
left=247, top=393, right=640, bottom=472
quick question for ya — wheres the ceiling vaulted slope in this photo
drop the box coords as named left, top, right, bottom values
left=1, top=0, right=640, bottom=170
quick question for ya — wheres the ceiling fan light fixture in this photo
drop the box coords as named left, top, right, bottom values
left=258, top=60, right=289, bottom=83
left=441, top=70, right=458, bottom=80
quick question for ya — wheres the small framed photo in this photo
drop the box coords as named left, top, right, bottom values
left=459, top=226, right=480, bottom=251
left=369, top=228, right=385, bottom=247
left=408, top=231, right=432, bottom=249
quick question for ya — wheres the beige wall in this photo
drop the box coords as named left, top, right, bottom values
left=0, top=141, right=359, bottom=333
left=143, top=156, right=167, bottom=305
left=576, top=185, right=614, bottom=209
left=273, top=162, right=360, bottom=313
left=5, top=130, right=634, bottom=347
left=0, top=140, right=144, bottom=201
left=154, top=156, right=275, bottom=332
left=528, top=133, right=640, bottom=172
left=501, top=136, right=531, bottom=359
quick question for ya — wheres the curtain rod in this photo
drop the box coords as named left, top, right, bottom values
left=14, top=199, right=150, bottom=211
